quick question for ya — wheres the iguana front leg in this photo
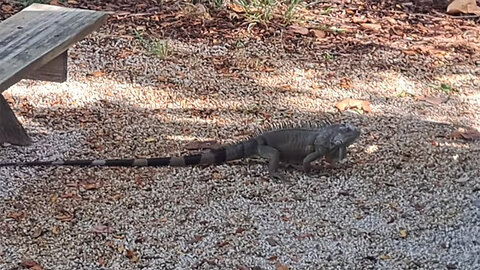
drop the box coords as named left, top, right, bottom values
left=257, top=145, right=282, bottom=178
left=325, top=146, right=347, bottom=166
left=302, top=147, right=327, bottom=173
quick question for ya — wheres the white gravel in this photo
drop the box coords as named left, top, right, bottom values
left=1, top=24, right=479, bottom=270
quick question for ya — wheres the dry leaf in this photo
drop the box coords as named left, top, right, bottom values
left=417, top=96, right=448, bottom=105
left=52, top=225, right=60, bottom=234
left=55, top=211, right=74, bottom=221
left=61, top=192, right=77, bottom=199
left=288, top=25, right=309, bottom=35
left=399, top=229, right=408, bottom=238
left=98, top=257, right=106, bottom=267
left=449, top=128, right=480, bottom=141
left=7, top=212, right=25, bottom=221
left=379, top=254, right=391, bottom=260
left=311, top=29, right=326, bottom=39
left=188, top=235, right=203, bottom=244
left=339, top=77, right=353, bottom=89
left=126, top=249, right=139, bottom=263
left=266, top=237, right=280, bottom=246
left=82, top=183, right=98, bottom=190
left=88, top=71, right=105, bottom=77
left=1, top=4, right=13, bottom=13
left=229, top=3, right=244, bottom=13
left=275, top=262, right=290, bottom=270
left=335, top=98, right=372, bottom=113
left=447, top=0, right=480, bottom=15
left=268, top=255, right=278, bottom=261
left=352, top=17, right=368, bottom=23
left=144, top=137, right=157, bottom=143
left=111, top=194, right=123, bottom=201
left=19, top=260, right=44, bottom=270
left=32, top=228, right=43, bottom=238
left=90, top=225, right=115, bottom=234
left=49, top=194, right=58, bottom=204
left=360, top=23, right=382, bottom=31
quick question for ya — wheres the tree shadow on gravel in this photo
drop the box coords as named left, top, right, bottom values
left=3, top=97, right=478, bottom=170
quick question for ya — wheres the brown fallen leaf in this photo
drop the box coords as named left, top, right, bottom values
left=126, top=249, right=139, bottom=263
left=19, top=260, right=44, bottom=270
left=288, top=25, right=309, bottom=35
left=1, top=4, right=13, bottom=13
left=32, top=228, right=43, bottom=238
left=229, top=2, right=244, bottom=13
left=188, top=235, right=203, bottom=244
left=449, top=128, right=480, bottom=141
left=352, top=17, right=368, bottom=23
left=217, top=241, right=229, bottom=248
left=51, top=225, right=60, bottom=234
left=447, top=0, right=480, bottom=15
left=268, top=255, right=278, bottom=261
left=360, top=23, right=382, bottom=31
left=403, top=50, right=416, bottom=55
left=339, top=77, right=353, bottom=89
left=310, top=29, right=326, bottom=39
left=82, top=183, right=98, bottom=190
left=275, top=262, right=290, bottom=270
left=417, top=96, right=448, bottom=105
left=379, top=254, right=391, bottom=260
left=49, top=194, right=58, bottom=204
left=87, top=71, right=105, bottom=77
left=399, top=229, right=408, bottom=238
left=55, top=210, right=74, bottom=221
left=90, top=225, right=115, bottom=234
left=61, top=192, right=77, bottom=199
left=98, top=257, right=106, bottom=267
left=266, top=237, right=280, bottom=246
left=49, top=0, right=61, bottom=6
left=6, top=212, right=25, bottom=221
left=335, top=98, right=372, bottom=113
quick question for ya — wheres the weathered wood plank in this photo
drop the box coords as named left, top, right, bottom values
left=0, top=95, right=32, bottom=146
left=25, top=50, right=68, bottom=83
left=0, top=3, right=108, bottom=92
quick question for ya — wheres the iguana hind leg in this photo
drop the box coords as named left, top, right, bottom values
left=257, top=145, right=282, bottom=178
left=302, top=148, right=327, bottom=173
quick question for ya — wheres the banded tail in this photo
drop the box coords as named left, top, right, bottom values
left=0, top=138, right=260, bottom=167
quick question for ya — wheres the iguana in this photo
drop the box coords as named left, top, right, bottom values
left=0, top=122, right=360, bottom=177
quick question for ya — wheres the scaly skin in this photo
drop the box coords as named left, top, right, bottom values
left=0, top=123, right=361, bottom=177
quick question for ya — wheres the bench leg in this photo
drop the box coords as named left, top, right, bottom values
left=0, top=94, right=32, bottom=146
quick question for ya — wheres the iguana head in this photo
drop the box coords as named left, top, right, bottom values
left=320, top=123, right=360, bottom=164
left=330, top=123, right=361, bottom=148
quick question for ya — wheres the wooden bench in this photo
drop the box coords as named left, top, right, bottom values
left=0, top=3, right=108, bottom=146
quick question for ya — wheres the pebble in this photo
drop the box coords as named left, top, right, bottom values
left=0, top=20, right=479, bottom=270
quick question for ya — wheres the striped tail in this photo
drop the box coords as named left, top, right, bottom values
left=0, top=138, right=260, bottom=167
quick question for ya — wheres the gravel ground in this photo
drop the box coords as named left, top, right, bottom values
left=1, top=15, right=480, bottom=270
